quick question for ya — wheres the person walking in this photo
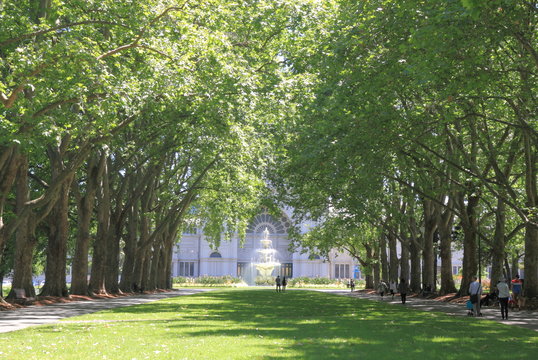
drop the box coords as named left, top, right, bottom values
left=377, top=280, right=388, bottom=299
left=281, top=276, right=287, bottom=292
left=389, top=281, right=397, bottom=299
left=275, top=275, right=281, bottom=292
left=398, top=278, right=408, bottom=304
left=469, top=276, right=482, bottom=317
left=497, top=277, right=510, bottom=320
left=350, top=279, right=355, bottom=292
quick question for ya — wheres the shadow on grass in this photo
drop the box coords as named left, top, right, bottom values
left=81, top=289, right=538, bottom=359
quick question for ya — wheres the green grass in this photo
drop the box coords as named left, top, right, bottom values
left=1, top=289, right=537, bottom=359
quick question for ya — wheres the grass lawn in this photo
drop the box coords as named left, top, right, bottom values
left=1, top=289, right=537, bottom=359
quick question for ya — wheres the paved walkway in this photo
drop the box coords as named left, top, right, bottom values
left=319, top=289, right=538, bottom=332
left=0, top=289, right=211, bottom=333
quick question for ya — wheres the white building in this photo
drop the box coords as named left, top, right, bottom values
left=171, top=209, right=358, bottom=281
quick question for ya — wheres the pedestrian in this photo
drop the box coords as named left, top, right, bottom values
left=511, top=274, right=522, bottom=309
left=389, top=280, right=397, bottom=299
left=469, top=276, right=482, bottom=317
left=377, top=280, right=388, bottom=299
left=350, top=279, right=355, bottom=292
left=282, top=276, right=287, bottom=292
left=398, top=278, right=408, bottom=304
left=275, top=275, right=281, bottom=292
left=497, top=277, right=510, bottom=320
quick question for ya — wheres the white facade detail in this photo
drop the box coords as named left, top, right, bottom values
left=172, top=209, right=358, bottom=280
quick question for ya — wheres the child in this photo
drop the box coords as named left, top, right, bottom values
left=466, top=300, right=474, bottom=316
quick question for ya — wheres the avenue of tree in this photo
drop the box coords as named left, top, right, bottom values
left=1, top=0, right=537, bottom=304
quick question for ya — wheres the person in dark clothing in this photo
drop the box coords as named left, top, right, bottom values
left=275, top=275, right=281, bottom=292
left=282, top=276, right=287, bottom=292
left=398, top=278, right=408, bottom=304
left=350, top=279, right=355, bottom=292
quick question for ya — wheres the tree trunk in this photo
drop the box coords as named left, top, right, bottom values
left=379, top=234, right=388, bottom=281
left=422, top=199, right=437, bottom=292
left=40, top=144, right=73, bottom=297
left=71, top=152, right=104, bottom=295
left=504, top=256, right=512, bottom=281
left=399, top=237, right=410, bottom=285
left=372, top=243, right=380, bottom=287
left=408, top=213, right=422, bottom=293
left=438, top=202, right=457, bottom=295
left=41, top=182, right=71, bottom=297
left=363, top=243, right=375, bottom=289
left=522, top=129, right=538, bottom=298
left=105, top=222, right=121, bottom=294
left=148, top=243, right=161, bottom=291
left=120, top=202, right=139, bottom=292
left=388, top=232, right=398, bottom=283
left=89, top=158, right=110, bottom=295
left=524, top=225, right=538, bottom=298
left=490, top=198, right=506, bottom=294
left=0, top=145, right=20, bottom=266
left=511, top=255, right=520, bottom=278
left=456, top=192, right=479, bottom=296
left=8, top=154, right=37, bottom=299
left=138, top=249, right=152, bottom=292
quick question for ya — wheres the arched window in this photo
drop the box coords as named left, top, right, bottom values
left=309, top=254, right=321, bottom=260
left=209, top=252, right=222, bottom=258
left=246, top=210, right=291, bottom=234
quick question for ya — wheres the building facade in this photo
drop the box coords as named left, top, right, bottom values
left=172, top=209, right=358, bottom=281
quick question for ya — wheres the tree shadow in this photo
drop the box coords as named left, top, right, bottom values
left=71, top=289, right=538, bottom=359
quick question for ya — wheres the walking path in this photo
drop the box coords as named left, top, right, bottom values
left=320, top=289, right=538, bottom=332
left=0, top=289, right=211, bottom=333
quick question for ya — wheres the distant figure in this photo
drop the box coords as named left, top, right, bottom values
left=350, top=279, right=355, bottom=292
left=398, top=278, right=408, bottom=304
left=282, top=276, right=287, bottom=292
left=469, top=276, right=482, bottom=316
left=389, top=281, right=397, bottom=299
left=497, top=277, right=510, bottom=320
left=377, top=280, right=388, bottom=299
left=511, top=274, right=522, bottom=308
left=275, top=275, right=281, bottom=292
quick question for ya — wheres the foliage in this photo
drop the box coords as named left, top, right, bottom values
left=287, top=276, right=347, bottom=288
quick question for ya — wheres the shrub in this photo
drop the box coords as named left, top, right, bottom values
left=288, top=277, right=348, bottom=288
left=173, top=275, right=245, bottom=287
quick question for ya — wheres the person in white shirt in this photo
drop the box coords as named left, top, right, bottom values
left=497, top=277, right=510, bottom=320
left=469, top=276, right=482, bottom=316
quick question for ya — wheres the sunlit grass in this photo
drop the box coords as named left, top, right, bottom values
left=1, top=289, right=537, bottom=359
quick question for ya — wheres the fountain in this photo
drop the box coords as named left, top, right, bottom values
left=254, top=228, right=280, bottom=284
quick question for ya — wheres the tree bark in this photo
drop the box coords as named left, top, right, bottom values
left=0, top=145, right=20, bottom=266
left=363, top=243, right=375, bottom=289
left=8, top=154, right=37, bottom=299
left=399, top=236, right=410, bottom=285
left=40, top=144, right=73, bottom=297
left=120, top=201, right=139, bottom=292
left=379, top=233, right=388, bottom=281
left=437, top=201, right=457, bottom=295
left=456, top=191, right=479, bottom=296
left=422, top=199, right=437, bottom=291
left=522, top=129, right=538, bottom=298
left=490, top=198, right=507, bottom=294
left=388, top=232, right=399, bottom=283
left=89, top=156, right=110, bottom=294
left=71, top=151, right=105, bottom=295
